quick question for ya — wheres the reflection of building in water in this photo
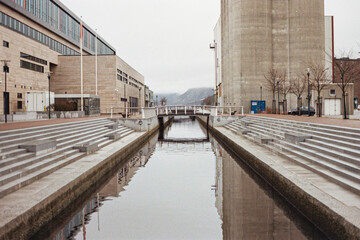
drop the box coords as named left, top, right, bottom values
left=52, top=196, right=101, bottom=240
left=211, top=138, right=223, bottom=220
left=100, top=136, right=157, bottom=197
left=52, top=137, right=157, bottom=240
left=220, top=149, right=306, bottom=240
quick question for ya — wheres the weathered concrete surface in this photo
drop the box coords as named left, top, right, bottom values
left=18, top=140, right=57, bottom=155
left=0, top=117, right=171, bottom=240
left=197, top=116, right=360, bottom=239
left=285, top=133, right=312, bottom=143
left=73, top=142, right=99, bottom=154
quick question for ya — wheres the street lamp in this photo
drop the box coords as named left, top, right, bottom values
left=277, top=80, right=280, bottom=114
left=1, top=60, right=10, bottom=123
left=307, top=68, right=311, bottom=117
left=46, top=72, right=53, bottom=119
left=138, top=87, right=142, bottom=108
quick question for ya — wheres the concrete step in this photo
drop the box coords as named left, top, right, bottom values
left=0, top=149, right=30, bottom=160
left=267, top=142, right=360, bottom=195
left=0, top=152, right=84, bottom=199
left=224, top=125, right=239, bottom=133
left=246, top=116, right=360, bottom=139
left=0, top=149, right=80, bottom=186
left=56, top=126, right=127, bottom=149
left=306, top=139, right=360, bottom=158
left=0, top=126, right=133, bottom=184
left=273, top=141, right=360, bottom=183
left=0, top=152, right=35, bottom=168
left=246, top=125, right=283, bottom=141
left=0, top=120, right=112, bottom=148
left=300, top=141, right=360, bottom=167
left=0, top=118, right=110, bottom=138
left=248, top=119, right=360, bottom=150
left=0, top=148, right=79, bottom=177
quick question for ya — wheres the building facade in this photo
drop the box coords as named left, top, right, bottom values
left=220, top=0, right=326, bottom=113
left=0, top=0, right=149, bottom=115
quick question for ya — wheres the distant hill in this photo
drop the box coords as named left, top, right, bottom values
left=157, top=88, right=214, bottom=105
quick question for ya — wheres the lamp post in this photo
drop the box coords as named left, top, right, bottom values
left=1, top=60, right=10, bottom=123
left=46, top=72, right=53, bottom=119
left=138, top=87, right=142, bottom=108
left=277, top=80, right=280, bottom=114
left=95, top=28, right=98, bottom=96
left=307, top=68, right=311, bottom=117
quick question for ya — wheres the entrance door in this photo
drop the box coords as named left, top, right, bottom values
left=324, top=99, right=341, bottom=115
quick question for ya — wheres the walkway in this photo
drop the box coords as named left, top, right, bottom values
left=254, top=114, right=360, bottom=129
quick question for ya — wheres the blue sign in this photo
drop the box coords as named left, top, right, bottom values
left=251, top=100, right=266, bottom=114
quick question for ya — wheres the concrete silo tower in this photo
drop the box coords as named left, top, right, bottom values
left=221, top=0, right=325, bottom=113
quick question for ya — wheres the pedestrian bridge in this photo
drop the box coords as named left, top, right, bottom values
left=108, top=105, right=244, bottom=118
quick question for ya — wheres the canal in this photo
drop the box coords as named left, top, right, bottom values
left=32, top=117, right=328, bottom=240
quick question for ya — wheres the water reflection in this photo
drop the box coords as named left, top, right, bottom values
left=42, top=118, right=326, bottom=240
left=50, top=136, right=157, bottom=240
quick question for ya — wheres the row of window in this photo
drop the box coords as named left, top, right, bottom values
left=117, top=74, right=128, bottom=84
left=129, top=82, right=139, bottom=88
left=20, top=60, right=44, bottom=73
left=12, top=0, right=115, bottom=55
left=0, top=11, right=79, bottom=56
left=129, top=76, right=144, bottom=87
left=20, top=52, right=47, bottom=65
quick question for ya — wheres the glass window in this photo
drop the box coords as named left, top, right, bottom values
left=17, top=101, right=23, bottom=109
left=3, top=41, right=9, bottom=48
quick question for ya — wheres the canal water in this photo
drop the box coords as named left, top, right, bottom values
left=34, top=117, right=327, bottom=240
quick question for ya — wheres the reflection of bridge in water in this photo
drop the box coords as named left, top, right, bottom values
left=158, top=137, right=209, bottom=143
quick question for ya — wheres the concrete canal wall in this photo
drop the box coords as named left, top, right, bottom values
left=197, top=116, right=360, bottom=240
left=0, top=116, right=172, bottom=240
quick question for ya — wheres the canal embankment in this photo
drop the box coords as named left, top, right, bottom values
left=0, top=116, right=172, bottom=240
left=197, top=115, right=360, bottom=240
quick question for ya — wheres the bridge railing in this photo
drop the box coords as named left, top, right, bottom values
left=105, top=105, right=244, bottom=118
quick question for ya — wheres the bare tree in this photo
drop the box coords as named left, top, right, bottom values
left=160, top=97, right=167, bottom=106
left=309, top=61, right=329, bottom=117
left=290, top=75, right=307, bottom=115
left=334, top=55, right=360, bottom=119
left=278, top=70, right=291, bottom=114
left=264, top=68, right=280, bottom=114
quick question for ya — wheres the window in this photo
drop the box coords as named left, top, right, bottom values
left=17, top=101, right=22, bottom=109
left=17, top=93, right=22, bottom=99
left=3, top=41, right=9, bottom=48
left=20, top=53, right=47, bottom=65
left=20, top=60, right=44, bottom=73
left=330, top=89, right=336, bottom=96
left=0, top=11, right=80, bottom=56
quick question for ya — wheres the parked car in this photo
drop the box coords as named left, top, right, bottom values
left=288, top=106, right=315, bottom=116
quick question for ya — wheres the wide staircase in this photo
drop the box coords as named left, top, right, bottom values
left=224, top=116, right=360, bottom=195
left=0, top=118, right=134, bottom=199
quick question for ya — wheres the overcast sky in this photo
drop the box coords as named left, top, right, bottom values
left=61, top=0, right=360, bottom=94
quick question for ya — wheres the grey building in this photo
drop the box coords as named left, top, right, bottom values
left=220, top=0, right=326, bottom=113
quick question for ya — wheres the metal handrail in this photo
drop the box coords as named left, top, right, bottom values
left=106, top=105, right=244, bottom=118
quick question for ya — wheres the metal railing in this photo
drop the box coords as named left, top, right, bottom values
left=105, top=105, right=244, bottom=119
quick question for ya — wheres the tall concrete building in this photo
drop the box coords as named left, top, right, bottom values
left=220, top=0, right=325, bottom=113
left=0, top=0, right=148, bottom=115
